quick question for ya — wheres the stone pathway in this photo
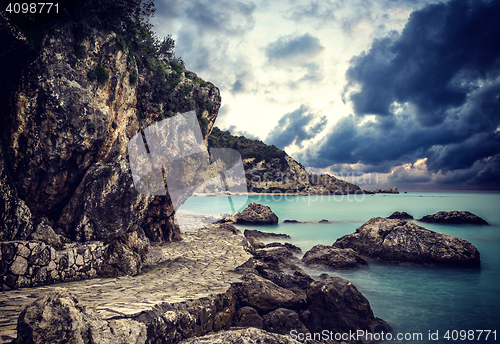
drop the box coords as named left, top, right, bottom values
left=0, top=225, right=252, bottom=343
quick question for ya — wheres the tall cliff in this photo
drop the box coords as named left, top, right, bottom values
left=0, top=12, right=220, bottom=250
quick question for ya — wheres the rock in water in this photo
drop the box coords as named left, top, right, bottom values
left=419, top=210, right=488, bottom=225
left=244, top=229, right=290, bottom=239
left=301, top=245, right=368, bottom=270
left=387, top=211, right=414, bottom=220
left=235, top=203, right=279, bottom=225
left=333, top=217, right=481, bottom=267
left=382, top=187, right=399, bottom=194
left=301, top=276, right=391, bottom=335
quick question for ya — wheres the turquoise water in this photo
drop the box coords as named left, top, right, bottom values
left=179, top=192, right=500, bottom=343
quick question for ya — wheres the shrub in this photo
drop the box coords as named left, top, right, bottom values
left=88, top=66, right=109, bottom=86
left=129, top=70, right=138, bottom=85
left=87, top=123, right=96, bottom=134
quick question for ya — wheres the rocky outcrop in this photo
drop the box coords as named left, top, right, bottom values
left=382, top=187, right=399, bottom=193
left=263, top=308, right=309, bottom=335
left=244, top=229, right=290, bottom=239
left=301, top=277, right=391, bottom=335
left=302, top=245, right=368, bottom=270
left=15, top=289, right=147, bottom=344
left=333, top=217, right=481, bottom=267
left=234, top=306, right=264, bottom=329
left=29, top=218, right=70, bottom=250
left=419, top=210, right=488, bottom=225
left=387, top=211, right=413, bottom=220
left=234, top=203, right=279, bottom=225
left=234, top=273, right=306, bottom=313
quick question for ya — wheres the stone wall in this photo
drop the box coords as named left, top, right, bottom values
left=1, top=240, right=106, bottom=290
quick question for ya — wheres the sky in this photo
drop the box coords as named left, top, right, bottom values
left=151, top=0, right=500, bottom=191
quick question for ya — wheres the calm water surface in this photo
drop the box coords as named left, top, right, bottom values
left=179, top=192, right=500, bottom=343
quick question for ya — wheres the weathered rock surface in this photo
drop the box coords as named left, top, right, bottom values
left=387, top=211, right=413, bottom=220
left=302, top=245, right=368, bottom=270
left=263, top=308, right=309, bottom=335
left=244, top=229, right=290, bottom=239
left=301, top=276, right=391, bottom=335
left=419, top=210, right=488, bottom=225
left=29, top=217, right=70, bottom=250
left=234, top=203, right=279, bottom=225
left=234, top=273, right=306, bottom=313
left=234, top=306, right=264, bottom=329
left=265, top=242, right=302, bottom=254
left=334, top=217, right=481, bottom=266
left=15, top=289, right=147, bottom=344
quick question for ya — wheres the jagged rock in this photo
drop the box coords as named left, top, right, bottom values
left=142, top=196, right=182, bottom=243
left=244, top=229, right=290, bottom=239
left=57, top=158, right=152, bottom=242
left=265, top=242, right=302, bottom=254
left=15, top=289, right=147, bottom=344
left=0, top=142, right=33, bottom=241
left=419, top=210, right=488, bottom=225
left=301, top=276, right=391, bottom=335
left=333, top=217, right=481, bottom=266
left=234, top=203, right=279, bottom=225
left=101, top=229, right=150, bottom=277
left=234, top=273, right=306, bottom=313
left=178, top=327, right=315, bottom=344
left=263, top=308, right=309, bottom=335
left=254, top=246, right=293, bottom=260
left=373, top=188, right=382, bottom=193
left=382, top=187, right=399, bottom=193
left=29, top=217, right=70, bottom=250
left=387, top=211, right=413, bottom=220
left=235, top=306, right=264, bottom=329
left=302, top=245, right=368, bottom=270
left=256, top=269, right=313, bottom=301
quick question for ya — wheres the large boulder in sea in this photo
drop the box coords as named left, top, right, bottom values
left=301, top=245, right=368, bottom=270
left=234, top=203, right=279, bottom=225
left=419, top=210, right=488, bottom=225
left=333, top=217, right=481, bottom=267
left=300, top=276, right=391, bottom=336
left=382, top=187, right=399, bottom=194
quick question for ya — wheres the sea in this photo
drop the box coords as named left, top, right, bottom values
left=178, top=192, right=500, bottom=343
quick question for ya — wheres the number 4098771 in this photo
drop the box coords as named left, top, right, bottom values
left=5, top=3, right=59, bottom=14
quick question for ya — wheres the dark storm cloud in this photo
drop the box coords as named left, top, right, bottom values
left=301, top=0, right=500, bottom=188
left=265, top=33, right=325, bottom=61
left=266, top=105, right=327, bottom=149
left=343, top=0, right=500, bottom=126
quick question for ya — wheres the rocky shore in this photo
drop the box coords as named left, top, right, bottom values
left=1, top=223, right=391, bottom=344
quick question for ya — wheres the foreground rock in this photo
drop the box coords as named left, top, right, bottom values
left=301, top=276, right=391, bottom=335
left=334, top=217, right=481, bottom=267
left=387, top=211, right=413, bottom=220
left=302, top=245, right=368, bottom=270
left=419, top=211, right=488, bottom=225
left=15, top=289, right=147, bottom=344
left=244, top=229, right=290, bottom=239
left=234, top=203, right=279, bottom=225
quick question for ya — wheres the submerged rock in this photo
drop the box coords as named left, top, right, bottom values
left=334, top=217, right=481, bottom=267
left=387, top=211, right=414, bottom=220
left=302, top=245, right=368, bottom=270
left=235, top=203, right=279, bottom=225
left=419, top=210, right=488, bottom=225
left=244, top=229, right=290, bottom=239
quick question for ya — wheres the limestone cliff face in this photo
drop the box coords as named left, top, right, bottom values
left=0, top=14, right=220, bottom=247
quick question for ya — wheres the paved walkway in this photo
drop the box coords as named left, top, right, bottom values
left=0, top=225, right=252, bottom=343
